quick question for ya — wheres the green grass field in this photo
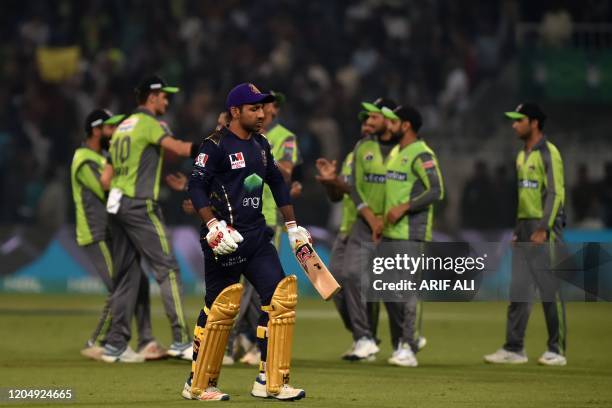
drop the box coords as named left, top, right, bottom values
left=1, top=294, right=611, bottom=407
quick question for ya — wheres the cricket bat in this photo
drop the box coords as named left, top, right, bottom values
left=293, top=241, right=341, bottom=301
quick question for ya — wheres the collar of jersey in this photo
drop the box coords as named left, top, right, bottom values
left=134, top=106, right=157, bottom=118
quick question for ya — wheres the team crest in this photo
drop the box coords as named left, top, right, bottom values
left=261, top=150, right=267, bottom=167
left=364, top=152, right=374, bottom=161
left=248, top=83, right=261, bottom=94
left=195, top=153, right=208, bottom=167
left=401, top=157, right=409, bottom=165
left=229, top=152, right=246, bottom=169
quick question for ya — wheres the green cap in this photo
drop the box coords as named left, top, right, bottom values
left=361, top=97, right=397, bottom=114
left=381, top=106, right=399, bottom=120
left=504, top=103, right=546, bottom=121
left=504, top=111, right=527, bottom=119
left=361, top=102, right=382, bottom=113
left=104, top=114, right=126, bottom=125
left=161, top=86, right=180, bottom=94
left=136, top=75, right=180, bottom=96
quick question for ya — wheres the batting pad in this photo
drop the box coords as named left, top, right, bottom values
left=191, top=283, right=243, bottom=397
left=263, top=275, right=298, bottom=395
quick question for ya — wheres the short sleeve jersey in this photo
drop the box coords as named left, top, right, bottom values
left=109, top=108, right=171, bottom=200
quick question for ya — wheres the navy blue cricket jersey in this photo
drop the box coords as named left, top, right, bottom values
left=188, top=126, right=291, bottom=234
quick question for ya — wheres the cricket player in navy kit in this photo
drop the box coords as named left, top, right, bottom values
left=182, top=83, right=309, bottom=401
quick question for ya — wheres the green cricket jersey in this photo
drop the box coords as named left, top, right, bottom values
left=349, top=135, right=390, bottom=216
left=109, top=108, right=171, bottom=201
left=261, top=124, right=299, bottom=226
left=70, top=147, right=107, bottom=246
left=383, top=140, right=444, bottom=241
left=339, top=152, right=358, bottom=234
left=516, top=136, right=565, bottom=229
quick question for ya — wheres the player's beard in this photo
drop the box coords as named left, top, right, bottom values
left=243, top=119, right=263, bottom=134
left=517, top=128, right=531, bottom=140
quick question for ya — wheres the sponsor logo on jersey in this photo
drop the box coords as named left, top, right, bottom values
left=229, top=152, right=246, bottom=169
left=386, top=170, right=407, bottom=181
left=363, top=173, right=386, bottom=183
left=518, top=179, right=539, bottom=189
left=242, top=196, right=261, bottom=208
left=243, top=173, right=263, bottom=192
left=118, top=117, right=138, bottom=132
left=195, top=153, right=208, bottom=167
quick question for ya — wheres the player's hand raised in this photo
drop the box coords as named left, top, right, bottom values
left=286, top=221, right=312, bottom=251
left=205, top=218, right=242, bottom=256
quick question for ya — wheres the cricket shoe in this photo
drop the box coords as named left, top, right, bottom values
left=80, top=340, right=105, bottom=361
left=484, top=348, right=528, bottom=364
left=346, top=337, right=379, bottom=361
left=340, top=342, right=355, bottom=360
left=388, top=342, right=418, bottom=367
left=101, top=345, right=145, bottom=363
left=181, top=379, right=230, bottom=401
left=222, top=352, right=235, bottom=366
left=167, top=341, right=192, bottom=360
left=239, top=346, right=261, bottom=366
left=251, top=375, right=305, bottom=401
left=137, top=340, right=167, bottom=360
left=234, top=333, right=255, bottom=360
left=538, top=351, right=567, bottom=366
left=181, top=380, right=194, bottom=400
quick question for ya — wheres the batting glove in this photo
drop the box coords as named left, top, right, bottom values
left=206, top=218, right=242, bottom=256
left=286, top=221, right=312, bottom=251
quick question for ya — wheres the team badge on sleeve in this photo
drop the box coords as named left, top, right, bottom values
left=422, top=160, right=436, bottom=169
left=229, top=152, right=246, bottom=169
left=195, top=153, right=208, bottom=167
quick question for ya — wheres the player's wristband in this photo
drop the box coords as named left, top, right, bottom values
left=285, top=221, right=298, bottom=232
left=356, top=203, right=369, bottom=211
left=190, top=142, right=200, bottom=159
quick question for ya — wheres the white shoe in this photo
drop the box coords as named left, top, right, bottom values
left=538, top=351, right=567, bottom=366
left=80, top=344, right=105, bottom=361
left=341, top=342, right=355, bottom=360
left=388, top=342, right=418, bottom=367
left=417, top=336, right=427, bottom=351
left=484, top=348, right=528, bottom=364
left=194, top=386, right=230, bottom=401
left=181, top=382, right=195, bottom=400
left=234, top=333, right=255, bottom=359
left=348, top=337, right=379, bottom=361
left=222, top=353, right=235, bottom=366
left=137, top=340, right=167, bottom=360
left=251, top=375, right=305, bottom=401
left=167, top=342, right=192, bottom=361
left=239, top=346, right=261, bottom=366
left=101, top=345, right=145, bottom=363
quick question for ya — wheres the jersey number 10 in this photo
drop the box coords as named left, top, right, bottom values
left=112, top=136, right=131, bottom=164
